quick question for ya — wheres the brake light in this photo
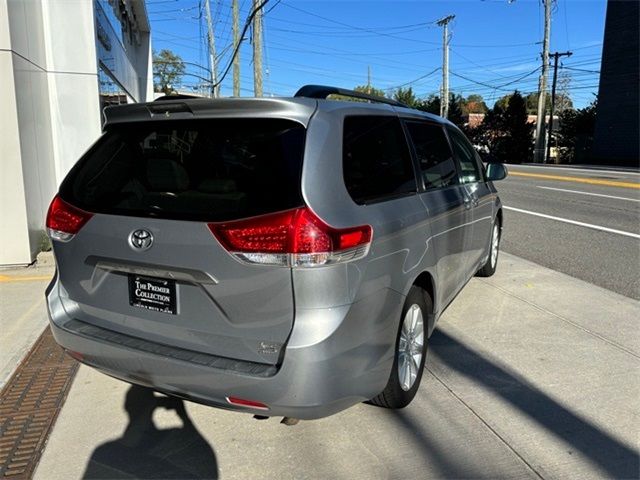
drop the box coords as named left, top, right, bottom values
left=46, top=195, right=93, bottom=242
left=208, top=207, right=372, bottom=267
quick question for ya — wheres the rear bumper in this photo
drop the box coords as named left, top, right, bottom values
left=47, top=275, right=403, bottom=419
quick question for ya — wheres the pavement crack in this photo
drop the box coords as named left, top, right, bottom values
left=478, top=279, right=640, bottom=360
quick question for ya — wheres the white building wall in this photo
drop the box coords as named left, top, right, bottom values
left=0, top=0, right=152, bottom=265
left=0, top=50, right=32, bottom=264
left=1, top=0, right=55, bottom=265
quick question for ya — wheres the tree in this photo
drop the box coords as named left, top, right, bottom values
left=153, top=49, right=185, bottom=95
left=556, top=99, right=597, bottom=163
left=416, top=94, right=440, bottom=115
left=354, top=85, right=387, bottom=98
left=447, top=93, right=465, bottom=128
left=393, top=87, right=419, bottom=108
left=414, top=93, right=465, bottom=127
left=462, top=94, right=488, bottom=114
left=523, top=92, right=573, bottom=115
left=329, top=84, right=387, bottom=102
left=473, top=90, right=533, bottom=163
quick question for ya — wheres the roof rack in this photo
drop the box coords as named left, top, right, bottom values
left=154, top=94, right=201, bottom=101
left=294, top=84, right=408, bottom=108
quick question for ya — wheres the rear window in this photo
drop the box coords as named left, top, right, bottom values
left=59, top=119, right=305, bottom=222
left=343, top=116, right=417, bottom=204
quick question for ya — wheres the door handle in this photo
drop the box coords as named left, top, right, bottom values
left=463, top=194, right=478, bottom=209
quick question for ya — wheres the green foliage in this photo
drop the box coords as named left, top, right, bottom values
left=354, top=85, right=387, bottom=98
left=328, top=85, right=387, bottom=103
left=393, top=87, right=419, bottom=108
left=153, top=49, right=186, bottom=95
left=416, top=94, right=440, bottom=115
left=496, top=92, right=573, bottom=115
left=413, top=93, right=465, bottom=128
left=470, top=90, right=533, bottom=163
left=447, top=93, right=465, bottom=128
left=556, top=99, right=597, bottom=163
left=462, top=94, right=489, bottom=114
left=38, top=230, right=51, bottom=252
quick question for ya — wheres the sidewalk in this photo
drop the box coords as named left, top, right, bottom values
left=0, top=252, right=54, bottom=388
left=19, top=253, right=640, bottom=478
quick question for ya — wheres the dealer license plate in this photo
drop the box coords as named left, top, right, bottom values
left=128, top=274, right=177, bottom=315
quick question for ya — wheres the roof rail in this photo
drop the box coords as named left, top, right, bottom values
left=154, top=94, right=201, bottom=101
left=294, top=84, right=408, bottom=108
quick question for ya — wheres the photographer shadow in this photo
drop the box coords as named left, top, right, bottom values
left=83, top=385, right=218, bottom=479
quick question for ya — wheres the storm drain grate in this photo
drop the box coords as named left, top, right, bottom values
left=0, top=327, right=78, bottom=478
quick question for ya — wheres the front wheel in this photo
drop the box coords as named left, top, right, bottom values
left=368, top=286, right=431, bottom=409
left=477, top=220, right=500, bottom=277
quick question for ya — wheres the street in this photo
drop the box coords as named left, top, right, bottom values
left=499, top=164, right=640, bottom=299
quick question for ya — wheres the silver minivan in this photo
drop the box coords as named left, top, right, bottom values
left=46, top=85, right=507, bottom=420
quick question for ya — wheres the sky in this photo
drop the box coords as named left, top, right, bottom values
left=147, top=0, right=607, bottom=108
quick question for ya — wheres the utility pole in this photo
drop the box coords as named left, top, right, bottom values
left=232, top=0, right=240, bottom=96
left=533, top=0, right=552, bottom=163
left=437, top=15, right=455, bottom=118
left=252, top=0, right=263, bottom=97
left=204, top=0, right=219, bottom=97
left=545, top=51, right=572, bottom=163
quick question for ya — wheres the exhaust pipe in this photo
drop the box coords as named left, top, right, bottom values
left=280, top=417, right=299, bottom=426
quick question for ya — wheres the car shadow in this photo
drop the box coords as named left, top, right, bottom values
left=82, top=385, right=218, bottom=479
left=428, top=330, right=639, bottom=478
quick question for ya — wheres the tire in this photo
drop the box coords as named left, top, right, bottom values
left=369, top=286, right=431, bottom=409
left=476, top=220, right=501, bottom=278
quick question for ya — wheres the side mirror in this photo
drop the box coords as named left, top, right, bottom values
left=486, top=163, right=508, bottom=182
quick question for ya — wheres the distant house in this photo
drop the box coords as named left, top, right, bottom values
left=465, top=113, right=485, bottom=129
left=463, top=113, right=559, bottom=132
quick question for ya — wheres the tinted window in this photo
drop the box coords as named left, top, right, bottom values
left=447, top=127, right=483, bottom=184
left=60, top=119, right=305, bottom=222
left=405, top=122, right=458, bottom=189
left=343, top=116, right=417, bottom=204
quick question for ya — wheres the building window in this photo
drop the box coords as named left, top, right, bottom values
left=96, top=0, right=124, bottom=48
left=99, top=65, right=128, bottom=113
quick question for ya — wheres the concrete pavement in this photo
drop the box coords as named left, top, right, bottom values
left=0, top=253, right=54, bottom=388
left=34, top=253, right=640, bottom=479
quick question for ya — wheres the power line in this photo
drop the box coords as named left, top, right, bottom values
left=386, top=67, right=442, bottom=91
left=213, top=0, right=270, bottom=90
left=449, top=67, right=540, bottom=91
left=279, top=1, right=441, bottom=45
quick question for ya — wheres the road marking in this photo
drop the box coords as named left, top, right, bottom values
left=536, top=186, right=640, bottom=202
left=509, top=171, right=640, bottom=189
left=507, top=164, right=640, bottom=177
left=503, top=206, right=640, bottom=239
left=0, top=275, right=52, bottom=283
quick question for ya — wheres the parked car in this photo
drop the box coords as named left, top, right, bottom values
left=45, top=85, right=507, bottom=420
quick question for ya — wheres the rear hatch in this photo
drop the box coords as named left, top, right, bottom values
left=52, top=116, right=307, bottom=365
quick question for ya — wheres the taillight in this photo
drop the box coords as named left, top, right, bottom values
left=46, top=195, right=94, bottom=242
left=208, top=207, right=372, bottom=267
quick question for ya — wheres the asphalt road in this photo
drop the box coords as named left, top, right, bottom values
left=497, top=164, right=640, bottom=300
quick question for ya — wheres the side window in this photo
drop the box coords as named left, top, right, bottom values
left=343, top=116, right=417, bottom=204
left=447, top=127, right=483, bottom=184
left=404, top=122, right=458, bottom=189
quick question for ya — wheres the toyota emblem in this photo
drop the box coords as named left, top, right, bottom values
left=129, top=229, right=153, bottom=251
